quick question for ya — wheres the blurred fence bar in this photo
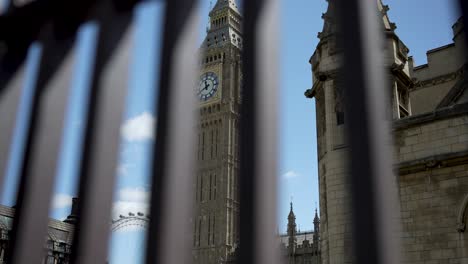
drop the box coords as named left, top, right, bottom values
left=336, top=0, right=400, bottom=264
left=7, top=30, right=76, bottom=264
left=70, top=2, right=133, bottom=264
left=0, top=0, right=51, bottom=203
left=460, top=0, right=468, bottom=38
left=239, top=0, right=280, bottom=264
left=0, top=62, right=27, bottom=201
left=145, top=0, right=199, bottom=263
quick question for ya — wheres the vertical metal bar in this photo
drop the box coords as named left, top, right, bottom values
left=459, top=0, right=468, bottom=36
left=7, top=30, right=76, bottom=264
left=336, top=1, right=400, bottom=264
left=1, top=45, right=42, bottom=210
left=70, top=4, right=134, bottom=263
left=0, top=1, right=50, bottom=196
left=0, top=63, right=26, bottom=201
left=145, top=0, right=199, bottom=263
left=239, top=0, right=280, bottom=263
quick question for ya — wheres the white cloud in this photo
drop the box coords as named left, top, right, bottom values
left=283, top=170, right=299, bottom=179
left=112, top=188, right=150, bottom=219
left=52, top=194, right=73, bottom=209
left=117, top=163, right=133, bottom=176
left=121, top=112, right=155, bottom=142
left=118, top=187, right=150, bottom=203
left=117, top=164, right=128, bottom=176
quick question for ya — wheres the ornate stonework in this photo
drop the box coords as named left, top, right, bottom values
left=306, top=2, right=468, bottom=264
left=192, top=1, right=242, bottom=263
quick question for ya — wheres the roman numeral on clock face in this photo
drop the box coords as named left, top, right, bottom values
left=198, top=72, right=219, bottom=101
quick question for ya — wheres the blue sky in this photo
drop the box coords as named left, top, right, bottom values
left=0, top=0, right=461, bottom=263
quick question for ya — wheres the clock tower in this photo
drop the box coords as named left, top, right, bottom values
left=192, top=1, right=242, bottom=263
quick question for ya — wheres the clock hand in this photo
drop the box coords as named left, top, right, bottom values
left=204, top=81, right=210, bottom=90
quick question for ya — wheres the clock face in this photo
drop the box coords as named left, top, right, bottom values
left=197, top=72, right=219, bottom=101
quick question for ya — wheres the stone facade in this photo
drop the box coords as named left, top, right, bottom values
left=395, top=105, right=468, bottom=263
left=0, top=198, right=77, bottom=264
left=192, top=1, right=243, bottom=263
left=305, top=1, right=468, bottom=263
left=409, top=18, right=467, bottom=115
left=278, top=203, right=321, bottom=264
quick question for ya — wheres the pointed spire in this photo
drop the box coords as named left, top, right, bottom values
left=288, top=201, right=296, bottom=220
left=314, top=208, right=319, bottom=224
left=211, top=0, right=239, bottom=14
left=287, top=201, right=297, bottom=254
left=313, top=207, right=320, bottom=244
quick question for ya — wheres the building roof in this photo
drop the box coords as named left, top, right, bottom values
left=279, top=231, right=316, bottom=247
left=0, top=204, right=74, bottom=245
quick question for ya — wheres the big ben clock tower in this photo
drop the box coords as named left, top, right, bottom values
left=192, top=0, right=242, bottom=263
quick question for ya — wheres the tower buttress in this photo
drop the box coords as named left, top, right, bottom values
left=304, top=1, right=413, bottom=263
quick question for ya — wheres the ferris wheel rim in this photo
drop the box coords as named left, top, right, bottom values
left=111, top=215, right=150, bottom=232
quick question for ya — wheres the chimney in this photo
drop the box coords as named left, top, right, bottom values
left=64, top=197, right=79, bottom=224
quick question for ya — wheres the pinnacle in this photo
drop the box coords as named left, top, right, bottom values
left=212, top=0, right=239, bottom=13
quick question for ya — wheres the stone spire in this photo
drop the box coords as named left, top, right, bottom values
left=313, top=208, right=320, bottom=244
left=313, top=208, right=320, bottom=229
left=287, top=202, right=297, bottom=253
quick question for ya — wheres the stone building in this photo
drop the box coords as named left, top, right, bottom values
left=0, top=198, right=77, bottom=264
left=192, top=0, right=243, bottom=263
left=278, top=203, right=321, bottom=264
left=305, top=0, right=468, bottom=263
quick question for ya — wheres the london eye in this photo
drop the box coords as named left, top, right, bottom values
left=108, top=212, right=149, bottom=264
left=111, top=212, right=150, bottom=232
